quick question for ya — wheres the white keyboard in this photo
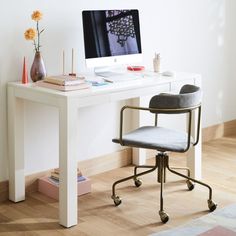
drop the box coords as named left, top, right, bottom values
left=96, top=71, right=125, bottom=78
left=103, top=74, right=143, bottom=83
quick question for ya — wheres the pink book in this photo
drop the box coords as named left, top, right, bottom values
left=36, top=80, right=91, bottom=91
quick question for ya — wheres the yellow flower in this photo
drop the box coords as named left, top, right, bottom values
left=24, top=28, right=36, bottom=40
left=31, top=10, right=43, bottom=21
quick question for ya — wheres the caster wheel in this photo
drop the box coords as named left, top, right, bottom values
left=208, top=200, right=217, bottom=212
left=186, top=180, right=195, bottom=191
left=112, top=195, right=122, bottom=206
left=159, top=211, right=169, bottom=224
left=134, top=178, right=142, bottom=187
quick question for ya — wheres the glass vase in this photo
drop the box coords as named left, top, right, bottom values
left=30, top=51, right=46, bottom=82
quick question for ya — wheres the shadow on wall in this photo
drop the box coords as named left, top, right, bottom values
left=224, top=0, right=236, bottom=120
left=212, top=0, right=236, bottom=124
left=0, top=80, right=9, bottom=181
left=201, top=0, right=229, bottom=127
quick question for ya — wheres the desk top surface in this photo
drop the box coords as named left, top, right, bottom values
left=8, top=72, right=200, bottom=99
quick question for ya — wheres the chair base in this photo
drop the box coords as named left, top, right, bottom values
left=111, top=152, right=217, bottom=223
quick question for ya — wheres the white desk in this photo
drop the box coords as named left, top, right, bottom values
left=7, top=72, right=201, bottom=227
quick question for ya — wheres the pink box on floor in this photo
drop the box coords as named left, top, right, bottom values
left=38, top=176, right=91, bottom=200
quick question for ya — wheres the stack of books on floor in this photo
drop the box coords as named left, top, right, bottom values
left=38, top=168, right=91, bottom=200
left=48, top=168, right=86, bottom=185
left=36, top=75, right=91, bottom=91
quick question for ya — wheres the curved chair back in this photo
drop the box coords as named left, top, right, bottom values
left=149, top=84, right=202, bottom=150
left=149, top=84, right=202, bottom=112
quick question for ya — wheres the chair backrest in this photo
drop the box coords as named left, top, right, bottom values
left=149, top=84, right=202, bottom=112
left=148, top=84, right=202, bottom=149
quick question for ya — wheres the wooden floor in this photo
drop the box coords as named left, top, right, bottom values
left=1, top=135, right=236, bottom=236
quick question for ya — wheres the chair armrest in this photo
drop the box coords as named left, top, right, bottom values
left=119, top=106, right=149, bottom=145
left=121, top=105, right=200, bottom=113
left=120, top=105, right=200, bottom=115
left=119, top=105, right=201, bottom=150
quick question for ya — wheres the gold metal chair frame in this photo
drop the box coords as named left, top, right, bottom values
left=111, top=104, right=217, bottom=223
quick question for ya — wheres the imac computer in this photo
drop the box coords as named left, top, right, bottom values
left=82, top=9, right=142, bottom=77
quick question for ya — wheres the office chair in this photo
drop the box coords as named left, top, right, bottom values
left=111, top=84, right=217, bottom=223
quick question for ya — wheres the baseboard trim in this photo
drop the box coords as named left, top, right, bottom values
left=78, top=148, right=132, bottom=177
left=1, top=120, right=236, bottom=203
left=0, top=180, right=8, bottom=202
left=202, top=119, right=236, bottom=142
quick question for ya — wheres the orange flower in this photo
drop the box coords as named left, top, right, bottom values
left=25, top=10, right=44, bottom=52
left=24, top=28, right=36, bottom=40
left=31, top=10, right=43, bottom=21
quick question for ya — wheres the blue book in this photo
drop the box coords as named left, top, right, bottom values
left=48, top=175, right=86, bottom=186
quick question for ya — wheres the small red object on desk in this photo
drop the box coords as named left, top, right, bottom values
left=127, top=65, right=145, bottom=71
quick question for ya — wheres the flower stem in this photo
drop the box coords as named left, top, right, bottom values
left=33, top=40, right=37, bottom=52
left=37, top=21, right=40, bottom=52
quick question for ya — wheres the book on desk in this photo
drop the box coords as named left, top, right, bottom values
left=36, top=75, right=91, bottom=91
left=44, top=75, right=85, bottom=85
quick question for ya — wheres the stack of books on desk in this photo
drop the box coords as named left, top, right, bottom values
left=36, top=75, right=91, bottom=91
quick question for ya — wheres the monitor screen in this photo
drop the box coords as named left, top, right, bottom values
left=82, top=9, right=142, bottom=68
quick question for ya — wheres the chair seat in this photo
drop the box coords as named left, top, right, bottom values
left=112, top=126, right=192, bottom=152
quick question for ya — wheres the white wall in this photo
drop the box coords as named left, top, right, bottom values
left=1, top=0, right=236, bottom=181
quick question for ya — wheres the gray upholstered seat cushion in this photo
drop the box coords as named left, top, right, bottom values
left=112, top=126, right=192, bottom=152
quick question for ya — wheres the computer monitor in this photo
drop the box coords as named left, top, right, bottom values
left=82, top=9, right=142, bottom=75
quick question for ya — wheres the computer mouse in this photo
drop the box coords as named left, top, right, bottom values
left=162, top=71, right=175, bottom=77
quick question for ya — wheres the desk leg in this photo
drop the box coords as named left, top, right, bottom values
left=8, top=87, right=25, bottom=202
left=131, top=97, right=146, bottom=165
left=187, top=109, right=202, bottom=180
left=59, top=101, right=78, bottom=227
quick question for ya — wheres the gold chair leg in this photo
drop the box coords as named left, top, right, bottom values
left=169, top=166, right=190, bottom=177
left=134, top=165, right=157, bottom=187
left=134, top=165, right=156, bottom=179
left=111, top=164, right=158, bottom=206
left=157, top=155, right=167, bottom=183
left=168, top=165, right=194, bottom=190
left=158, top=153, right=169, bottom=223
left=165, top=154, right=217, bottom=212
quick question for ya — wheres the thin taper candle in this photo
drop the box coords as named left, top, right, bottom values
left=63, top=50, right=65, bottom=75
left=72, top=48, right=74, bottom=74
